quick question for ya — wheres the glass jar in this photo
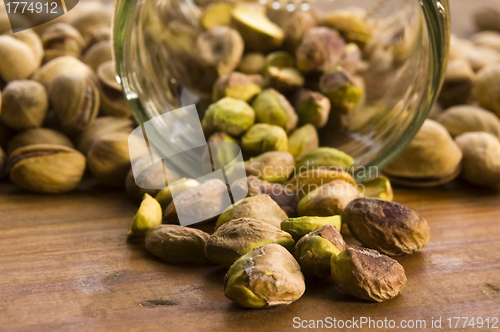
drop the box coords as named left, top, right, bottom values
left=114, top=0, right=450, bottom=178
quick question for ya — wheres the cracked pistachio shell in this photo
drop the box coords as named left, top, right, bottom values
left=285, top=169, right=356, bottom=199
left=476, top=63, right=500, bottom=117
left=296, top=27, right=345, bottom=73
left=252, top=89, right=298, bottom=133
left=0, top=80, right=48, bottom=130
left=49, top=73, right=100, bottom=130
left=295, top=147, right=355, bottom=173
left=437, top=105, right=500, bottom=138
left=82, top=40, right=112, bottom=72
left=231, top=5, right=284, bottom=53
left=293, top=89, right=331, bottom=129
left=196, top=26, right=244, bottom=76
left=245, top=151, right=295, bottom=183
left=0, top=36, right=40, bottom=82
left=384, top=119, right=463, bottom=187
left=32, top=56, right=97, bottom=89
left=283, top=10, right=316, bottom=53
left=358, top=176, right=393, bottom=201
left=245, top=176, right=299, bottom=217
left=319, top=66, right=363, bottom=114
left=455, top=132, right=500, bottom=188
left=98, top=84, right=132, bottom=118
left=438, top=58, right=475, bottom=108
left=155, top=178, right=201, bottom=211
left=128, top=194, right=163, bottom=238
left=145, top=225, right=211, bottom=264
left=9, top=144, right=86, bottom=193
left=331, top=245, right=407, bottom=302
left=212, top=72, right=262, bottom=102
left=288, top=124, right=319, bottom=160
left=41, top=23, right=86, bottom=62
left=297, top=180, right=361, bottom=217
left=474, top=5, right=500, bottom=32
left=224, top=244, right=305, bottom=308
left=97, top=60, right=121, bottom=91
left=282, top=216, right=342, bottom=242
left=241, top=124, right=288, bottom=155
left=216, top=194, right=288, bottom=229
left=266, top=66, right=304, bottom=93
left=201, top=2, right=233, bottom=29
left=205, top=218, right=295, bottom=267
left=77, top=116, right=135, bottom=154
left=202, top=97, right=255, bottom=136
left=344, top=198, right=430, bottom=256
left=7, top=128, right=73, bottom=155
left=295, top=224, right=346, bottom=278
left=237, top=53, right=266, bottom=75
left=0, top=146, right=7, bottom=178
left=319, top=10, right=371, bottom=48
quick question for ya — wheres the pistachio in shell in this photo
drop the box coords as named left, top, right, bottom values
left=7, top=128, right=73, bottom=155
left=0, top=80, right=48, bottom=130
left=212, top=72, right=262, bottom=102
left=476, top=63, right=500, bottom=117
left=0, top=35, right=40, bottom=82
left=145, top=225, right=211, bottom=264
left=205, top=218, right=295, bottom=267
left=297, top=180, right=361, bottom=217
left=319, top=10, right=371, bottom=48
left=97, top=60, right=122, bottom=91
left=383, top=119, right=463, bottom=187
left=245, top=176, right=299, bottom=217
left=282, top=216, right=342, bottom=242
left=76, top=116, right=135, bottom=154
left=438, top=58, right=475, bottom=108
left=82, top=40, right=112, bottom=72
left=9, top=30, right=44, bottom=66
left=155, top=178, right=201, bottom=211
left=68, top=6, right=113, bottom=38
left=266, top=66, right=304, bottom=93
left=97, top=61, right=132, bottom=118
left=294, top=224, right=346, bottom=278
left=296, top=27, right=345, bottom=73
left=282, top=10, right=316, bottom=53
left=343, top=198, right=430, bottom=256
left=84, top=25, right=111, bottom=50
left=128, top=194, right=163, bottom=238
left=293, top=89, right=331, bottom=129
left=245, top=151, right=295, bottom=183
left=201, top=97, right=255, bottom=136
left=474, top=5, right=500, bottom=32
left=455, top=132, right=500, bottom=188
left=224, top=243, right=305, bottom=308
left=32, top=56, right=97, bottom=89
left=319, top=66, right=363, bottom=114
left=331, top=245, right=407, bottom=302
left=237, top=53, right=266, bottom=75
left=241, top=123, right=288, bottom=155
left=285, top=168, right=357, bottom=199
left=216, top=194, right=288, bottom=229
left=41, top=23, right=86, bottom=62
left=295, top=147, right=355, bottom=174
left=230, top=5, right=284, bottom=53
left=436, top=105, right=500, bottom=138
left=9, top=144, right=86, bottom=193
left=358, top=176, right=393, bottom=201
left=287, top=124, right=319, bottom=160
left=201, top=2, right=233, bottom=30
left=251, top=89, right=297, bottom=133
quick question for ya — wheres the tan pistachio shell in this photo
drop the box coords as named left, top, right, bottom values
left=97, top=60, right=121, bottom=91
left=7, top=128, right=73, bottom=155
left=9, top=30, right=44, bottom=66
left=68, top=7, right=113, bottom=38
left=76, top=116, right=135, bottom=154
left=32, top=56, right=97, bottom=89
left=0, top=36, right=40, bottom=82
left=476, top=63, right=500, bottom=117
left=436, top=105, right=500, bottom=138
left=41, top=23, right=86, bottom=62
left=82, top=40, right=112, bottom=72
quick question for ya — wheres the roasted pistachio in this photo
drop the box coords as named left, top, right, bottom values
left=224, top=244, right=305, bottom=308
left=319, top=66, right=363, bottom=114
left=344, top=198, right=430, bottom=256
left=288, top=124, right=319, bottom=160
left=82, top=40, right=112, bottom=72
left=1, top=80, right=48, bottom=130
left=384, top=119, right=463, bottom=187
left=205, top=218, right=295, bottom=267
left=436, top=105, right=500, bottom=138
left=145, top=225, right=211, bottom=264
left=282, top=216, right=342, bottom=242
left=201, top=2, right=233, bottom=30
left=245, top=151, right=295, bottom=183
left=359, top=176, right=393, bottom=201
left=252, top=89, right=297, bottom=133
left=0, top=35, right=40, bottom=82
left=438, top=58, right=475, bottom=108
left=319, top=10, right=371, bottom=48
left=476, top=63, right=500, bottom=117
left=285, top=169, right=357, bottom=199
left=241, top=124, right=288, bottom=155
left=237, top=53, right=266, bottom=75
left=331, top=245, right=407, bottom=302
left=455, top=132, right=500, bottom=188
left=155, top=178, right=201, bottom=211
left=296, top=27, right=345, bottom=73
left=77, top=116, right=135, bottom=154
left=128, top=194, right=163, bottom=238
left=293, top=89, right=331, bottom=128
left=264, top=51, right=294, bottom=70
left=283, top=10, right=316, bottom=53
left=41, top=23, right=86, bottom=62
left=32, top=56, right=97, bottom=89
left=266, top=66, right=304, bottom=93
left=212, top=72, right=262, bottom=102
left=7, top=128, right=73, bottom=155
left=216, top=194, right=288, bottom=229
left=202, top=97, right=255, bottom=136
left=245, top=176, right=299, bottom=216
left=49, top=73, right=100, bottom=130
left=295, top=147, right=355, bottom=173
left=9, top=144, right=86, bottom=193
left=295, top=224, right=346, bottom=278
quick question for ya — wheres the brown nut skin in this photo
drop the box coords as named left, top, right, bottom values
left=7, top=128, right=73, bottom=155
left=9, top=144, right=86, bottom=193
left=331, top=245, right=407, bottom=302
left=0, top=80, right=48, bottom=130
left=296, top=27, right=345, bottom=74
left=145, top=225, right=211, bottom=264
left=437, top=105, right=500, bottom=138
left=343, top=198, right=431, bottom=256
left=245, top=176, right=299, bottom=217
left=455, top=132, right=500, bottom=188
left=438, top=58, right=475, bottom=108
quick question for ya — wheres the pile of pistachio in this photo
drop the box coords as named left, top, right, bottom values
left=0, top=1, right=141, bottom=192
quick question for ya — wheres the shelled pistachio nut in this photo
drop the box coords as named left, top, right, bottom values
left=205, top=218, right=295, bottom=267
left=296, top=27, right=345, bottom=73
left=237, top=53, right=266, bottom=75
left=224, top=244, right=305, bottom=308
left=287, top=124, right=319, bottom=160
left=82, top=40, right=112, bottom=72
left=476, top=63, right=500, bottom=117
left=282, top=216, right=342, bottom=242
left=358, top=176, right=393, bottom=201
left=244, top=151, right=295, bottom=183
left=344, top=198, right=430, bottom=256
left=438, top=58, right=475, bottom=108
left=319, top=66, right=363, bottom=114
left=283, top=11, right=316, bottom=53
left=252, top=89, right=297, bottom=133
left=264, top=51, right=294, bottom=70
left=295, top=147, right=355, bottom=173
left=7, top=128, right=73, bottom=155
left=216, top=194, right=288, bottom=229
left=155, top=178, right=200, bottom=211
left=32, top=56, right=97, bottom=89
left=266, top=66, right=304, bottom=93
left=436, top=105, right=500, bottom=138
left=201, top=97, right=255, bottom=136
left=212, top=72, right=262, bottom=102
left=319, top=10, right=371, bottom=48
left=331, top=245, right=407, bottom=302
left=245, top=176, right=299, bottom=216
left=128, top=194, right=163, bottom=238
left=77, top=116, right=135, bottom=154
left=0, top=35, right=40, bottom=82
left=293, top=89, right=331, bottom=129
left=145, top=225, right=211, bottom=264
left=41, top=23, right=86, bottom=62
left=201, top=2, right=233, bottom=30
left=9, top=144, right=86, bottom=193
left=241, top=123, right=288, bottom=155
left=285, top=169, right=356, bottom=199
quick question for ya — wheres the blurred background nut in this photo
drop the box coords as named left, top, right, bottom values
left=7, top=128, right=73, bottom=155
left=9, top=30, right=44, bottom=66
left=319, top=66, right=363, bottom=114
left=201, top=2, right=233, bottom=30
left=455, top=132, right=500, bottom=188
left=212, top=72, right=262, bottom=102
left=474, top=5, right=500, bottom=32
left=319, top=9, right=371, bottom=48
left=476, top=63, right=500, bottom=117
left=296, top=27, right=345, bottom=73
left=41, top=23, right=86, bottom=62
left=266, top=66, right=304, bottom=93
left=293, top=89, right=331, bottom=129
left=295, top=147, right=355, bottom=173
left=76, top=116, right=135, bottom=155
left=241, top=124, right=288, bottom=155
left=0, top=146, right=7, bottom=177
left=32, top=56, right=97, bottom=89
left=97, top=61, right=132, bottom=118
left=287, top=124, right=319, bottom=160
left=48, top=73, right=100, bottom=131
left=282, top=216, right=342, bottom=242
left=0, top=35, right=40, bottom=82
left=244, top=151, right=295, bottom=183
left=9, top=144, right=86, bottom=193
left=252, top=89, right=297, bottom=133
left=263, top=51, right=294, bottom=71
left=0, top=80, right=48, bottom=130
left=237, top=53, right=266, bottom=75
left=470, top=31, right=500, bottom=53
left=341, top=43, right=363, bottom=74
left=438, top=58, right=475, bottom=108
left=68, top=6, right=113, bottom=39
left=97, top=60, right=122, bottom=92
left=82, top=41, right=113, bottom=72
left=282, top=10, right=316, bottom=53
left=436, top=105, right=500, bottom=138
left=84, top=25, right=111, bottom=50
